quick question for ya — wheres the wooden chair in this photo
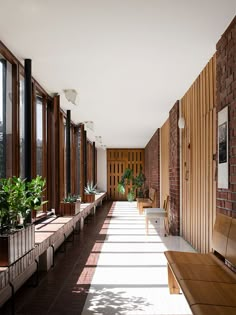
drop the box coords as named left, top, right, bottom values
left=145, top=196, right=169, bottom=235
left=137, top=188, right=157, bottom=214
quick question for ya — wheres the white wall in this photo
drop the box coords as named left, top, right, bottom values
left=97, top=148, right=107, bottom=192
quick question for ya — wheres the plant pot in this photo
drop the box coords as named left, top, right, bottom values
left=83, top=194, right=95, bottom=203
left=0, top=224, right=35, bottom=267
left=127, top=191, right=135, bottom=202
left=60, top=200, right=81, bottom=216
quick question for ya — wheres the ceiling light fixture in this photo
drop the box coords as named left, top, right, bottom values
left=84, top=121, right=94, bottom=132
left=95, top=136, right=102, bottom=143
left=63, top=89, right=79, bottom=106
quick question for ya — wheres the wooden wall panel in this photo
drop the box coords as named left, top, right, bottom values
left=160, top=119, right=169, bottom=205
left=181, top=55, right=216, bottom=253
left=71, top=126, right=77, bottom=195
left=107, top=149, right=145, bottom=200
left=59, top=112, right=66, bottom=202
left=86, top=141, right=95, bottom=185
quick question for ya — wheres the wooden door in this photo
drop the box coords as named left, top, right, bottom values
left=107, top=149, right=145, bottom=200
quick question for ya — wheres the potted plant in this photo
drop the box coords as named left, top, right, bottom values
left=60, top=194, right=81, bottom=216
left=117, top=168, right=146, bottom=201
left=84, top=181, right=97, bottom=203
left=0, top=176, right=47, bottom=266
left=25, top=175, right=47, bottom=221
left=133, top=168, right=146, bottom=198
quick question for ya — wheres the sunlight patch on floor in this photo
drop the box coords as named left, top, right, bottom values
left=82, top=201, right=194, bottom=315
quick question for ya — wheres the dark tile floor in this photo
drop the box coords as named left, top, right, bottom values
left=0, top=201, right=112, bottom=315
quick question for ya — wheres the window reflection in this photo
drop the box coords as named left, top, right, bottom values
left=19, top=75, right=25, bottom=178
left=36, top=96, right=43, bottom=176
left=0, top=56, right=12, bottom=178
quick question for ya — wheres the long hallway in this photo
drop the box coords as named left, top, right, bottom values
left=1, top=201, right=194, bottom=315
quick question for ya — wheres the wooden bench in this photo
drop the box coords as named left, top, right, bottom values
left=164, top=213, right=236, bottom=315
left=136, top=187, right=157, bottom=214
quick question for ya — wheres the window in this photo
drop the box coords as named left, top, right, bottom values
left=36, top=96, right=43, bottom=176
left=19, top=74, right=25, bottom=178
left=77, top=126, right=81, bottom=194
left=64, top=119, right=67, bottom=196
left=0, top=56, right=13, bottom=178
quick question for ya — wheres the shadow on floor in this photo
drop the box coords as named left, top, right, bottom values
left=0, top=201, right=113, bottom=315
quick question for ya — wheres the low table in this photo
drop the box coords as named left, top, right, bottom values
left=144, top=208, right=167, bottom=235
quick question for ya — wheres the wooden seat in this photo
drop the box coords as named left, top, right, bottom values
left=137, top=188, right=156, bottom=214
left=144, top=196, right=169, bottom=235
left=164, top=213, right=236, bottom=315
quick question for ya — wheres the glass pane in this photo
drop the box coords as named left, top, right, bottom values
left=0, top=60, right=4, bottom=177
left=0, top=56, right=12, bottom=178
left=19, top=75, right=25, bottom=178
left=77, top=127, right=81, bottom=194
left=36, top=96, right=43, bottom=176
left=64, top=122, right=66, bottom=197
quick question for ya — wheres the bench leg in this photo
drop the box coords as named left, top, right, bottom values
left=139, top=203, right=143, bottom=215
left=167, top=264, right=180, bottom=294
left=145, top=216, right=149, bottom=234
left=164, top=217, right=169, bottom=236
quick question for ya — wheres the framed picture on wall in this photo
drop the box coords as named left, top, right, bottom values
left=219, top=121, right=227, bottom=164
left=218, top=107, right=228, bottom=189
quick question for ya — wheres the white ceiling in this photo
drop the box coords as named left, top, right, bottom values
left=0, top=1, right=235, bottom=148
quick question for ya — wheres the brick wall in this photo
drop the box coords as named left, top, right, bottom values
left=169, top=101, right=180, bottom=235
left=216, top=16, right=236, bottom=218
left=145, top=129, right=160, bottom=207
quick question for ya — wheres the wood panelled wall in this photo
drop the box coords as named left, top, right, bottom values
left=181, top=55, right=216, bottom=253
left=107, top=149, right=145, bottom=200
left=160, top=119, right=170, bottom=206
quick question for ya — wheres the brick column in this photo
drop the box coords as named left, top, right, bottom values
left=145, top=129, right=160, bottom=207
left=169, top=101, right=180, bottom=234
left=216, top=16, right=236, bottom=218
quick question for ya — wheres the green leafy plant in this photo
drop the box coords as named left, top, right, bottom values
left=63, top=194, right=79, bottom=203
left=0, top=175, right=47, bottom=233
left=0, top=178, right=11, bottom=232
left=117, top=168, right=146, bottom=201
left=25, top=175, right=47, bottom=222
left=133, top=169, right=146, bottom=197
left=84, top=181, right=97, bottom=194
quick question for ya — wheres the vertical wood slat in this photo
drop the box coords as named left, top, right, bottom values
left=53, top=95, right=60, bottom=213
left=59, top=112, right=65, bottom=202
left=107, top=149, right=145, bottom=200
left=80, top=124, right=85, bottom=201
left=181, top=55, right=216, bottom=253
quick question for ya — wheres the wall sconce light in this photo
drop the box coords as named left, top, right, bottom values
left=178, top=117, right=185, bottom=129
